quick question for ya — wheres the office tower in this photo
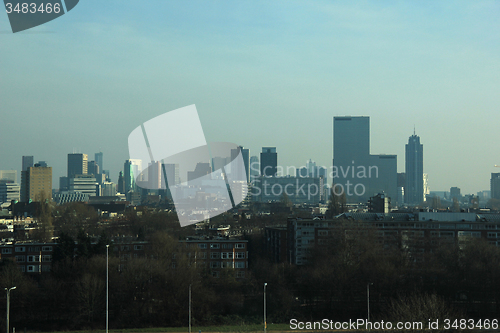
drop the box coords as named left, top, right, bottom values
left=491, top=174, right=500, bottom=200
left=147, top=161, right=162, bottom=190
left=20, top=162, right=52, bottom=202
left=124, top=159, right=142, bottom=193
left=0, top=170, right=16, bottom=183
left=249, top=156, right=260, bottom=182
left=67, top=153, right=88, bottom=179
left=231, top=146, right=250, bottom=182
left=87, top=160, right=99, bottom=175
left=69, top=174, right=98, bottom=196
left=423, top=173, right=430, bottom=201
left=405, top=132, right=424, bottom=205
left=260, top=147, right=277, bottom=177
left=95, top=152, right=103, bottom=172
left=162, top=163, right=180, bottom=186
left=450, top=187, right=461, bottom=201
left=117, top=171, right=125, bottom=193
left=187, top=163, right=211, bottom=182
left=0, top=181, right=20, bottom=204
left=101, top=182, right=116, bottom=197
left=22, top=156, right=34, bottom=172
left=59, top=176, right=68, bottom=192
left=333, top=116, right=397, bottom=203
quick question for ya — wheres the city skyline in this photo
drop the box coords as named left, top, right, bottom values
left=1, top=1, right=499, bottom=194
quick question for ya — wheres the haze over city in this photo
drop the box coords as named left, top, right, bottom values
left=1, top=1, right=499, bottom=194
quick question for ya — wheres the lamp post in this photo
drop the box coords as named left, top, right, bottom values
left=106, top=245, right=109, bottom=333
left=264, top=283, right=267, bottom=333
left=189, top=284, right=192, bottom=333
left=367, top=283, right=373, bottom=323
left=5, top=286, right=16, bottom=333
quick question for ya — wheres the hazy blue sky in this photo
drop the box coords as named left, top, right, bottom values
left=1, top=1, right=499, bottom=194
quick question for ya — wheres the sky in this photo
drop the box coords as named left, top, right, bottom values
left=1, top=0, right=499, bottom=195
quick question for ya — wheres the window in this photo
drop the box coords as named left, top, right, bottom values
left=15, top=256, right=25, bottom=262
left=235, top=243, right=245, bottom=249
left=210, top=243, right=220, bottom=249
left=221, top=262, right=233, bottom=268
left=221, top=252, right=233, bottom=259
left=198, top=243, right=207, bottom=249
left=42, top=246, right=52, bottom=252
left=1, top=248, right=12, bottom=254
left=210, top=261, right=220, bottom=268
left=235, top=252, right=245, bottom=259
left=42, top=255, right=52, bottom=262
left=222, top=244, right=228, bottom=249
left=42, top=265, right=51, bottom=272
left=120, top=245, right=130, bottom=251
left=235, top=262, right=245, bottom=268
left=15, top=247, right=25, bottom=252
left=27, top=265, right=40, bottom=272
left=134, top=245, right=143, bottom=251
left=210, top=252, right=220, bottom=259
left=27, top=255, right=40, bottom=262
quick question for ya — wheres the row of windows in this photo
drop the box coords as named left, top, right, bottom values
left=210, top=261, right=246, bottom=269
left=119, top=245, right=144, bottom=251
left=2, top=246, right=53, bottom=254
left=197, top=243, right=246, bottom=249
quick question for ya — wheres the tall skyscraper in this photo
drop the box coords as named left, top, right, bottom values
left=405, top=132, right=423, bottom=205
left=231, top=146, right=250, bottom=182
left=333, top=116, right=397, bottom=203
left=249, top=156, right=260, bottom=182
left=95, top=152, right=103, bottom=173
left=260, top=147, right=277, bottom=177
left=22, top=156, right=34, bottom=172
left=124, top=159, right=142, bottom=193
left=67, top=153, right=88, bottom=179
left=20, top=162, right=52, bottom=202
left=491, top=173, right=500, bottom=200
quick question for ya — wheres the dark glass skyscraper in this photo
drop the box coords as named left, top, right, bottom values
left=405, top=132, right=423, bottom=205
left=260, top=147, right=277, bottom=177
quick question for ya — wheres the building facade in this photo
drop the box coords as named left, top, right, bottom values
left=405, top=133, right=424, bottom=205
left=260, top=147, right=277, bottom=177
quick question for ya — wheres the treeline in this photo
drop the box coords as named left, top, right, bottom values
left=2, top=203, right=500, bottom=330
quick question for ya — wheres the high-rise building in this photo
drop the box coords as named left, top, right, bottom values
left=0, top=170, right=16, bottom=183
left=260, top=147, right=277, bottom=177
left=0, top=181, right=20, bottom=204
left=249, top=156, right=260, bottom=182
left=87, top=160, right=99, bottom=175
left=69, top=174, right=98, bottom=196
left=67, top=153, right=88, bottom=179
left=95, top=152, right=103, bottom=173
left=231, top=146, right=250, bottom=182
left=124, top=159, right=142, bottom=193
left=405, top=132, right=424, bottom=205
left=450, top=187, right=461, bottom=201
left=333, top=116, right=397, bottom=203
left=22, top=156, right=34, bottom=172
left=491, top=173, right=500, bottom=200
left=20, top=162, right=52, bottom=202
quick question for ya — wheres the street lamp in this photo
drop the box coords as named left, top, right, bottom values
left=367, top=283, right=373, bottom=323
left=106, top=245, right=109, bottom=333
left=189, top=284, right=192, bottom=333
left=5, top=286, right=16, bottom=333
left=264, top=283, right=267, bottom=333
